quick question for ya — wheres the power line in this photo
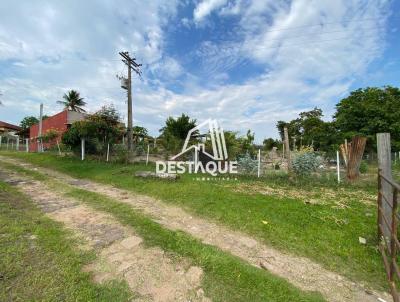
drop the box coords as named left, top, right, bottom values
left=246, top=33, right=384, bottom=52
left=250, top=15, right=395, bottom=35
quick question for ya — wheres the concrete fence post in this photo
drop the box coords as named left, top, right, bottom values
left=336, top=150, right=340, bottom=183
left=16, top=135, right=19, bottom=151
left=56, top=139, right=61, bottom=155
left=106, top=143, right=110, bottom=162
left=257, top=149, right=261, bottom=178
left=26, top=139, right=29, bottom=152
left=81, top=138, right=85, bottom=161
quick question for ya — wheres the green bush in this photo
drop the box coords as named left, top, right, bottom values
left=359, top=161, right=368, bottom=174
left=292, top=152, right=322, bottom=176
left=238, top=153, right=258, bottom=174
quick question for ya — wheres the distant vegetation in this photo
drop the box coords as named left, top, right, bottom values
left=272, top=86, right=400, bottom=155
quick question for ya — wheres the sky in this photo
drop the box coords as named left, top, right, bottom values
left=0, top=0, right=399, bottom=142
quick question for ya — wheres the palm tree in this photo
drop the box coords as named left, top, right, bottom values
left=57, top=90, right=86, bottom=112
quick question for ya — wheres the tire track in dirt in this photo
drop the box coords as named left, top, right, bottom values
left=0, top=156, right=392, bottom=302
left=0, top=167, right=209, bottom=302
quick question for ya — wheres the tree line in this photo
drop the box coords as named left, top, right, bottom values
left=264, top=86, right=400, bottom=156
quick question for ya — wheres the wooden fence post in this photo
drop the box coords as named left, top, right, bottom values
left=377, top=133, right=393, bottom=238
left=146, top=144, right=149, bottom=165
left=284, top=127, right=291, bottom=170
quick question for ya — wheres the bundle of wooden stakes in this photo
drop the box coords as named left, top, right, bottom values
left=340, top=136, right=367, bottom=180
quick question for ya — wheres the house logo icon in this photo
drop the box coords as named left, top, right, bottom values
left=156, top=119, right=237, bottom=176
left=171, top=119, right=228, bottom=161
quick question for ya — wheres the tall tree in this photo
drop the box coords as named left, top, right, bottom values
left=160, top=114, right=197, bottom=140
left=334, top=86, right=400, bottom=151
left=132, top=126, right=148, bottom=137
left=263, top=138, right=281, bottom=151
left=277, top=107, right=339, bottom=154
left=159, top=114, right=197, bottom=153
left=57, top=90, right=87, bottom=113
left=20, top=116, right=39, bottom=130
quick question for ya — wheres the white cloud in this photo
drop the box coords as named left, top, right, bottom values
left=193, top=0, right=228, bottom=22
left=0, top=0, right=393, bottom=143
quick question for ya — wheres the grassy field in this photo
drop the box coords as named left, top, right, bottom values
left=0, top=151, right=387, bottom=291
left=0, top=159, right=325, bottom=302
left=0, top=181, right=132, bottom=301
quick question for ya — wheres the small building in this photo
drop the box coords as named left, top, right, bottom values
left=0, top=121, right=22, bottom=136
left=29, top=110, right=85, bottom=152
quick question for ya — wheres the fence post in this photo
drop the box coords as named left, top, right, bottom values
left=56, top=139, right=61, bottom=155
left=336, top=150, right=340, bottom=183
left=25, top=138, right=29, bottom=152
left=284, top=127, right=291, bottom=170
left=106, top=143, right=110, bottom=162
left=0, top=135, right=2, bottom=149
left=7, top=137, right=9, bottom=150
left=377, top=133, right=393, bottom=238
left=146, top=144, right=149, bottom=165
left=16, top=135, right=19, bottom=151
left=390, top=188, right=398, bottom=282
left=378, top=170, right=383, bottom=239
left=81, top=138, right=85, bottom=161
left=257, top=149, right=261, bottom=178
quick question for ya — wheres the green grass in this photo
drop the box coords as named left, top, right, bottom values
left=66, top=188, right=324, bottom=302
left=0, top=181, right=132, bottom=301
left=0, top=151, right=387, bottom=291
left=0, top=158, right=324, bottom=302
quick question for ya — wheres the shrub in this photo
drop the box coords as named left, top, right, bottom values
left=238, top=153, right=258, bottom=174
left=359, top=161, right=368, bottom=174
left=292, top=152, right=322, bottom=176
left=112, top=144, right=129, bottom=163
left=41, top=129, right=59, bottom=143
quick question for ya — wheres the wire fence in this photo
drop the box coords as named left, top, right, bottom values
left=0, top=135, right=352, bottom=180
left=377, top=171, right=400, bottom=302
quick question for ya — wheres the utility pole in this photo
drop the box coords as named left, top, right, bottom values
left=119, top=51, right=142, bottom=153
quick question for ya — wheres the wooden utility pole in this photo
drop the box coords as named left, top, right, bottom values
left=119, top=51, right=141, bottom=152
left=284, top=127, right=291, bottom=170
